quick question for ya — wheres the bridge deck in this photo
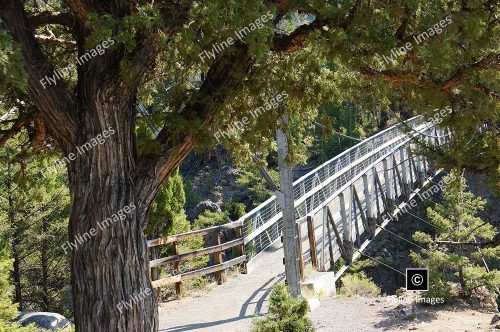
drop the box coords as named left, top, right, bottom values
left=158, top=240, right=284, bottom=332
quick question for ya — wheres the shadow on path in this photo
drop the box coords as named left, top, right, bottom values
left=158, top=240, right=285, bottom=332
left=159, top=274, right=284, bottom=332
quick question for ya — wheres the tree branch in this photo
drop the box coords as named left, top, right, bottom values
left=341, top=0, right=362, bottom=30
left=360, top=52, right=498, bottom=91
left=121, top=2, right=192, bottom=94
left=0, top=116, right=27, bottom=146
left=28, top=11, right=75, bottom=28
left=440, top=53, right=498, bottom=89
left=134, top=45, right=255, bottom=221
left=1, top=0, right=77, bottom=150
left=35, top=34, right=77, bottom=47
left=437, top=233, right=500, bottom=248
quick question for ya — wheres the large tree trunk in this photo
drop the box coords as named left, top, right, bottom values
left=67, top=93, right=157, bottom=332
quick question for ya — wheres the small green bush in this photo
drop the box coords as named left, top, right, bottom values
left=339, top=272, right=381, bottom=297
left=251, top=284, right=315, bottom=332
left=0, top=321, right=38, bottom=332
left=224, top=199, right=246, bottom=220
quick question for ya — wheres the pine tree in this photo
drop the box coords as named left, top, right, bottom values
left=146, top=168, right=188, bottom=238
left=0, top=137, right=71, bottom=314
left=0, top=238, right=36, bottom=331
left=251, top=283, right=314, bottom=332
left=411, top=171, right=500, bottom=301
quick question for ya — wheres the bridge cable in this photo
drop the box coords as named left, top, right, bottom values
left=311, top=120, right=363, bottom=142
left=375, top=224, right=427, bottom=251
left=404, top=211, right=439, bottom=229
left=372, top=179, right=428, bottom=251
left=355, top=250, right=406, bottom=276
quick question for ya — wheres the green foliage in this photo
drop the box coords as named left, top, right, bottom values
left=411, top=171, right=500, bottom=301
left=193, top=210, right=230, bottom=230
left=251, top=283, right=314, bottom=332
left=236, top=168, right=278, bottom=206
left=146, top=168, right=187, bottom=237
left=206, top=174, right=215, bottom=193
left=0, top=321, right=38, bottom=332
left=348, top=258, right=374, bottom=273
left=0, top=136, right=71, bottom=315
left=0, top=24, right=26, bottom=91
left=311, top=103, right=374, bottom=162
left=333, top=257, right=346, bottom=273
left=339, top=272, right=381, bottom=297
left=0, top=238, right=37, bottom=331
left=224, top=199, right=246, bottom=220
left=0, top=239, right=17, bottom=321
left=184, top=179, right=201, bottom=210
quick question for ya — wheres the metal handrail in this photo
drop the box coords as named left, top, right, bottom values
left=239, top=116, right=429, bottom=260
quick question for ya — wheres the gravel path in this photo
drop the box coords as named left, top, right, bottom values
left=312, top=296, right=495, bottom=332
left=158, top=241, right=284, bottom=332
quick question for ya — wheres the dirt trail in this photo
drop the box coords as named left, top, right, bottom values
left=312, top=296, right=496, bottom=332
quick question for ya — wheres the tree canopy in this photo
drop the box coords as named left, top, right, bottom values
left=0, top=0, right=498, bottom=331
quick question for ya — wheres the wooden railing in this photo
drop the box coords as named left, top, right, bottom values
left=147, top=221, right=246, bottom=299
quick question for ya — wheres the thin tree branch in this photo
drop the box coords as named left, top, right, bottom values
left=0, top=117, right=28, bottom=146
left=35, top=34, right=77, bottom=47
left=437, top=233, right=500, bottom=248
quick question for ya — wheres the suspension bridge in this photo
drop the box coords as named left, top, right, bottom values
left=150, top=116, right=449, bottom=332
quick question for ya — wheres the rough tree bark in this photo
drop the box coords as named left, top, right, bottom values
left=65, top=88, right=158, bottom=331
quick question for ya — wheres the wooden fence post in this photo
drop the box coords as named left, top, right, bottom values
left=214, top=232, right=226, bottom=285
left=306, top=215, right=318, bottom=268
left=236, top=226, right=247, bottom=274
left=296, top=219, right=304, bottom=281
left=172, top=241, right=183, bottom=299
